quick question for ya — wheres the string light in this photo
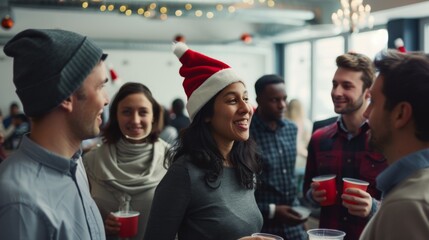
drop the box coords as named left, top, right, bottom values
left=74, top=1, right=276, bottom=20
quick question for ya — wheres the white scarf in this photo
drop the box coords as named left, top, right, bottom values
left=84, top=138, right=167, bottom=196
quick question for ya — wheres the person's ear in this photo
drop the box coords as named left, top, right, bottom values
left=393, top=102, right=412, bottom=129
left=60, top=96, right=73, bottom=113
left=364, top=88, right=371, bottom=100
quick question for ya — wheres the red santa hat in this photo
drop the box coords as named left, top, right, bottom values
left=394, top=38, right=406, bottom=53
left=173, top=42, right=242, bottom=120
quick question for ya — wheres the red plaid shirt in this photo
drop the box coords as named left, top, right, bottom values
left=303, top=120, right=388, bottom=240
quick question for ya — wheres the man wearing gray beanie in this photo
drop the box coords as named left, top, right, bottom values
left=0, top=29, right=109, bottom=240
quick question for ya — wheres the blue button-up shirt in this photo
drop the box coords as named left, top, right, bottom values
left=0, top=135, right=105, bottom=240
left=250, top=114, right=307, bottom=240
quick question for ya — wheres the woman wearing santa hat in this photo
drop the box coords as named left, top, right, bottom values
left=144, top=42, right=263, bottom=240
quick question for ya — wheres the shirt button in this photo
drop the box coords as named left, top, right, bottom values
left=279, top=149, right=283, bottom=154
left=347, top=159, right=352, bottom=163
left=372, top=164, right=375, bottom=168
left=344, top=217, right=347, bottom=221
left=283, top=169, right=287, bottom=174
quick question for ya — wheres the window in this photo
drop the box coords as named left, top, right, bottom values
left=312, top=36, right=344, bottom=121
left=350, top=29, right=388, bottom=59
left=284, top=42, right=311, bottom=117
left=423, top=18, right=429, bottom=52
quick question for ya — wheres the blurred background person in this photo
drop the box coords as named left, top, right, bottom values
left=84, top=82, right=168, bottom=240
left=0, top=109, right=14, bottom=161
left=170, top=98, right=190, bottom=135
left=2, top=102, right=21, bottom=129
left=285, top=98, right=313, bottom=199
left=3, top=113, right=30, bottom=150
left=159, top=107, right=178, bottom=144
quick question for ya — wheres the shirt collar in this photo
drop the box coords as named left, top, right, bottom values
left=377, top=148, right=429, bottom=197
left=253, top=113, right=285, bottom=132
left=19, top=135, right=82, bottom=177
left=336, top=116, right=368, bottom=140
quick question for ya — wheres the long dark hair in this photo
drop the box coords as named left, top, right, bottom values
left=102, top=82, right=162, bottom=144
left=165, top=93, right=261, bottom=189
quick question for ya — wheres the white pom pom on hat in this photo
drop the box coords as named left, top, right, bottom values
left=394, top=38, right=406, bottom=53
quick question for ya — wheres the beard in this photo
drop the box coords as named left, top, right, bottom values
left=368, top=127, right=391, bottom=155
left=334, top=93, right=365, bottom=115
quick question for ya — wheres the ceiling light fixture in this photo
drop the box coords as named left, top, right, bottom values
left=331, top=0, right=374, bottom=33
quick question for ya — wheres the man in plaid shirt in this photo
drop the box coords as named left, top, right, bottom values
left=303, top=53, right=388, bottom=240
left=250, top=74, right=307, bottom=240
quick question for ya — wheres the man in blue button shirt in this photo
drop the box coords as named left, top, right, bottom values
left=360, top=50, right=429, bottom=239
left=250, top=74, right=307, bottom=240
left=0, top=29, right=109, bottom=240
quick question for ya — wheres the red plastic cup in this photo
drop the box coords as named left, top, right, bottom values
left=113, top=211, right=140, bottom=238
left=342, top=178, right=369, bottom=204
left=312, top=174, right=336, bottom=206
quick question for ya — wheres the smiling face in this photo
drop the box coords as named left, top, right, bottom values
left=331, top=67, right=368, bottom=115
left=208, top=82, right=253, bottom=146
left=70, top=61, right=109, bottom=140
left=117, top=93, right=154, bottom=143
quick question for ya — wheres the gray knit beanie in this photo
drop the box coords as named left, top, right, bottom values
left=3, top=29, right=107, bottom=117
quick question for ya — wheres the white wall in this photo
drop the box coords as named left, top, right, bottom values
left=0, top=44, right=274, bottom=115
left=0, top=51, right=18, bottom=116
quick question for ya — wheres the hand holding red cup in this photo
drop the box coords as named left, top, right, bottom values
left=311, top=174, right=337, bottom=206
left=342, top=178, right=369, bottom=205
left=112, top=211, right=140, bottom=238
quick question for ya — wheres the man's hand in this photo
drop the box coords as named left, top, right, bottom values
left=310, top=181, right=334, bottom=204
left=274, top=205, right=307, bottom=226
left=341, top=188, right=372, bottom=217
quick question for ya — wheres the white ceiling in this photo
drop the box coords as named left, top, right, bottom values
left=0, top=0, right=429, bottom=45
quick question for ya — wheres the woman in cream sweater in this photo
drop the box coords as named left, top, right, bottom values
left=84, top=82, right=168, bottom=240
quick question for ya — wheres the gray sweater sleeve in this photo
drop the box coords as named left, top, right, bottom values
left=144, top=162, right=191, bottom=240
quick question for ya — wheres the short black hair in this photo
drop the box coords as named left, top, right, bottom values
left=254, top=74, right=284, bottom=96
left=172, top=98, right=185, bottom=115
left=374, top=50, right=429, bottom=141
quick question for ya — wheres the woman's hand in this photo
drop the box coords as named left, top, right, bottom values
left=104, top=213, right=121, bottom=235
